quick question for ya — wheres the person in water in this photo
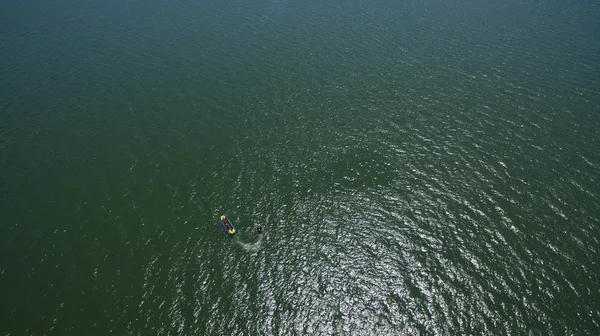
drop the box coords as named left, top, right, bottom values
left=257, top=225, right=263, bottom=233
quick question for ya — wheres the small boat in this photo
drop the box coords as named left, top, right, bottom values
left=220, top=215, right=236, bottom=235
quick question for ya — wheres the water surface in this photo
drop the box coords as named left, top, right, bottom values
left=1, top=0, right=599, bottom=334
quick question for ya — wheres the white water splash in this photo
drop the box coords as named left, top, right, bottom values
left=236, top=233, right=264, bottom=252
left=236, top=215, right=268, bottom=252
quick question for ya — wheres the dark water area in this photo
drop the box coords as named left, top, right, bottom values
left=1, top=0, right=599, bottom=334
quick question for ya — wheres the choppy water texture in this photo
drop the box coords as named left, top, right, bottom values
left=1, top=0, right=600, bottom=334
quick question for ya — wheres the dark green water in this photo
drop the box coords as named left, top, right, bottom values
left=1, top=0, right=599, bottom=334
